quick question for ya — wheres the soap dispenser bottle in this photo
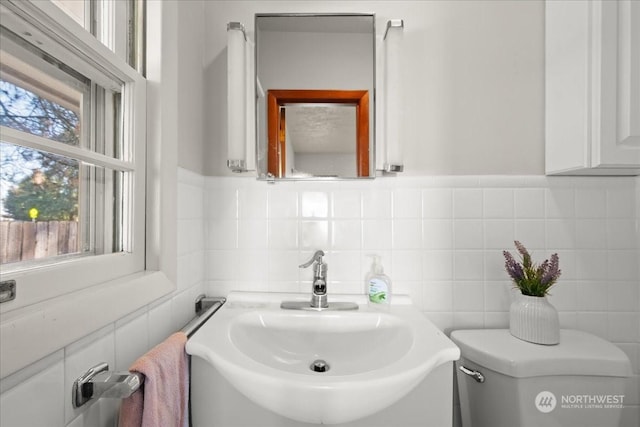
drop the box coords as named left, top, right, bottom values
left=366, top=255, right=392, bottom=306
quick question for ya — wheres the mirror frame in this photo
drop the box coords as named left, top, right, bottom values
left=267, top=89, right=370, bottom=178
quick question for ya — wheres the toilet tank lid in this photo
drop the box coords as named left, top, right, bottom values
left=450, top=329, right=632, bottom=378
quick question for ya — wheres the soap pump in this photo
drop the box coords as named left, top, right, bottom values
left=366, top=254, right=392, bottom=306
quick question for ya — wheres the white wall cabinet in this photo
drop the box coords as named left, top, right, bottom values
left=546, top=0, right=640, bottom=175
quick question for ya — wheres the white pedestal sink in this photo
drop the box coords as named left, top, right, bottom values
left=186, top=292, right=460, bottom=425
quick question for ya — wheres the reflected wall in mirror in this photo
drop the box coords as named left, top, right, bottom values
left=267, top=90, right=369, bottom=178
left=255, top=14, right=375, bottom=180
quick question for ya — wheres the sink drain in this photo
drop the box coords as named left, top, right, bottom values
left=310, top=359, right=330, bottom=372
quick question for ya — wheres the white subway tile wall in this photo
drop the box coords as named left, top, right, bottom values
left=204, top=174, right=639, bottom=426
left=0, top=168, right=206, bottom=426
left=204, top=176, right=638, bottom=339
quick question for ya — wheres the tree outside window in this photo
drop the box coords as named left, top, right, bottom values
left=1, top=80, right=80, bottom=262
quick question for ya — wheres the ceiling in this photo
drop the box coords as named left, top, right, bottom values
left=285, top=105, right=356, bottom=154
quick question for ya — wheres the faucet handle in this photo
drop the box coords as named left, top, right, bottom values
left=299, top=250, right=325, bottom=269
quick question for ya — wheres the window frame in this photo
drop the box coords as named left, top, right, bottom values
left=0, top=0, right=146, bottom=309
left=0, top=0, right=176, bottom=380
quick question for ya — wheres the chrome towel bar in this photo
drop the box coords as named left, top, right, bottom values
left=72, top=296, right=226, bottom=408
left=72, top=362, right=142, bottom=408
left=183, top=296, right=226, bottom=337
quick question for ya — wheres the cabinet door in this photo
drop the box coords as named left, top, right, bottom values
left=593, top=0, right=640, bottom=168
left=545, top=0, right=640, bottom=175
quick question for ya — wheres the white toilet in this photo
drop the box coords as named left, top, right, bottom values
left=451, top=329, right=632, bottom=427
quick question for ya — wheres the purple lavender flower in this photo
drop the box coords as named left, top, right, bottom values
left=536, top=259, right=549, bottom=280
left=514, top=240, right=532, bottom=268
left=503, top=241, right=561, bottom=297
left=503, top=250, right=525, bottom=282
left=541, top=253, right=561, bottom=286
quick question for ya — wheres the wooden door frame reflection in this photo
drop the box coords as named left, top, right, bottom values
left=267, top=89, right=370, bottom=178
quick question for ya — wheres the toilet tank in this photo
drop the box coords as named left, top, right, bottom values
left=451, top=329, right=632, bottom=427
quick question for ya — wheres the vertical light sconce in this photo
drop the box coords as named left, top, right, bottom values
left=383, top=19, right=404, bottom=173
left=227, top=22, right=255, bottom=172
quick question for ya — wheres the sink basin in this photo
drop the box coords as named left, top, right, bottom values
left=186, top=292, right=460, bottom=424
left=231, top=310, right=412, bottom=375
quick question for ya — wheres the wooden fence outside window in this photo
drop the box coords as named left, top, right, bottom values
left=0, top=220, right=79, bottom=264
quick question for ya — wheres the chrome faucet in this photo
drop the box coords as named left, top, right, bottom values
left=280, top=250, right=358, bottom=311
left=299, top=250, right=328, bottom=309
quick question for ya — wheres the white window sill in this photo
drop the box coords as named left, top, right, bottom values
left=0, top=271, right=174, bottom=378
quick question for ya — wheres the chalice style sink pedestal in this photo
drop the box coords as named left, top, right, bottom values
left=187, top=292, right=460, bottom=425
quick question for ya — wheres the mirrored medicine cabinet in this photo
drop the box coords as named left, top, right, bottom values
left=255, top=13, right=376, bottom=180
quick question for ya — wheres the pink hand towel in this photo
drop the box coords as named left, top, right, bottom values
left=118, top=332, right=189, bottom=427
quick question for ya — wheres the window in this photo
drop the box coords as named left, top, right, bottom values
left=0, top=0, right=146, bottom=309
left=51, top=0, right=87, bottom=28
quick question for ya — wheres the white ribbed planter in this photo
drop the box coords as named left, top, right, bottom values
left=509, top=294, right=560, bottom=345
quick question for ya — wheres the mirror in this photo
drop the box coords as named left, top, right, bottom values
left=255, top=14, right=376, bottom=179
